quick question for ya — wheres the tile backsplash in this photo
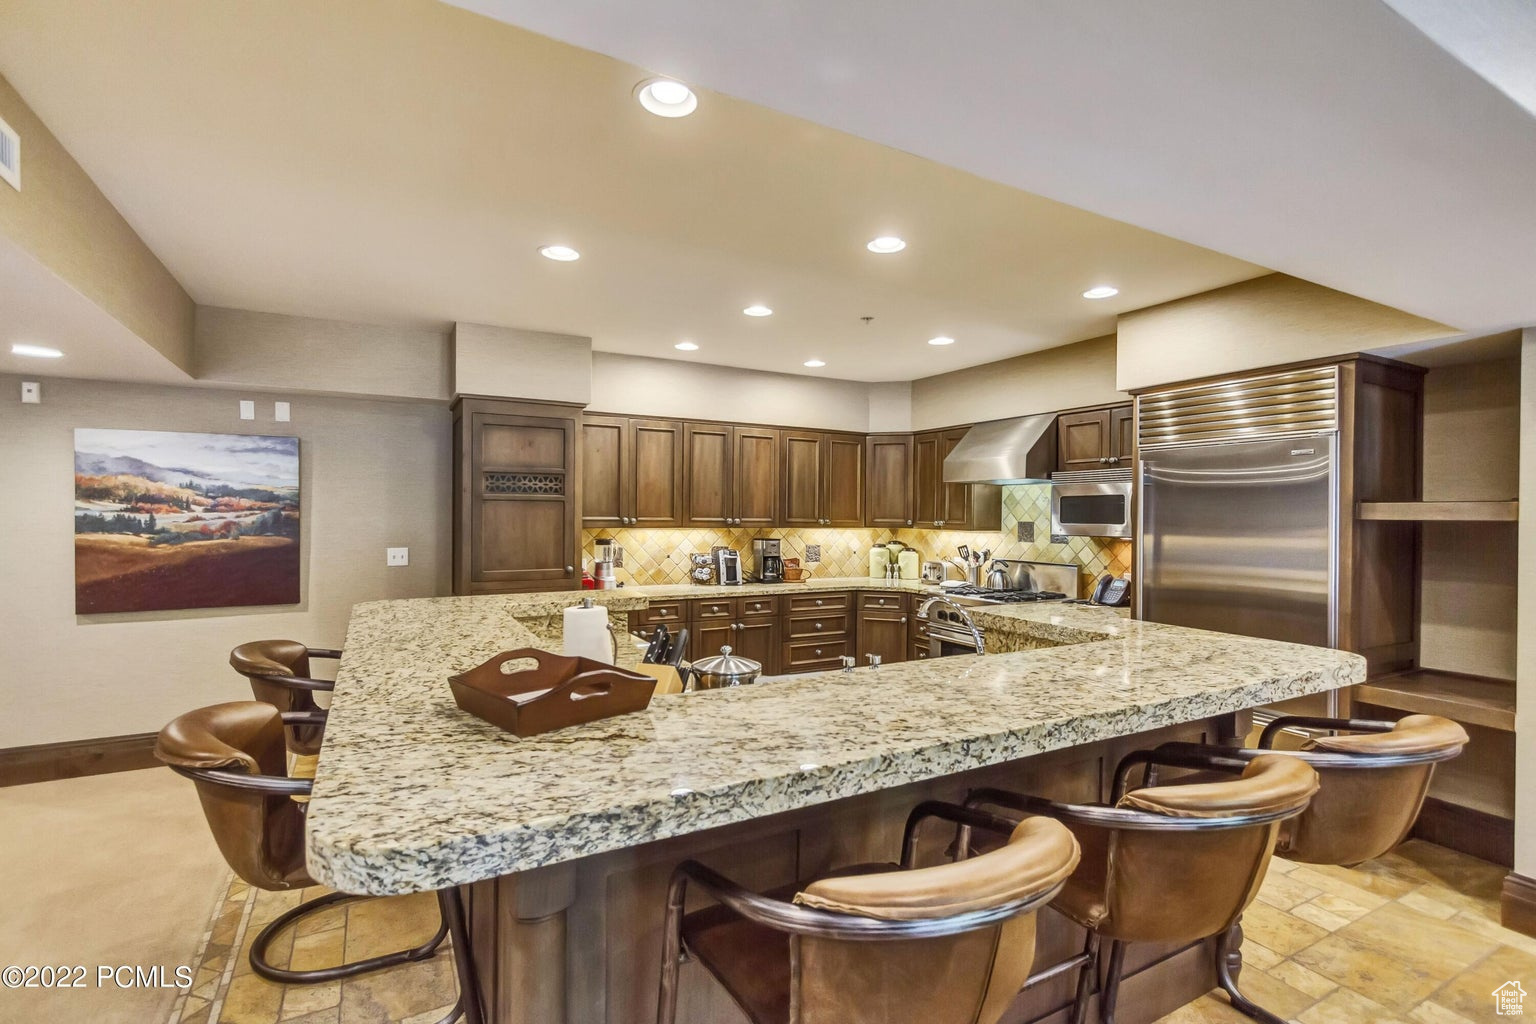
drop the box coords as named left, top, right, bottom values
left=582, top=484, right=1132, bottom=597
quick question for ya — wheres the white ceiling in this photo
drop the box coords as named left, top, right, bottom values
left=448, top=0, right=1536, bottom=336
left=0, top=0, right=1263, bottom=385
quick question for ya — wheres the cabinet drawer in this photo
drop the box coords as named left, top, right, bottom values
left=858, top=591, right=904, bottom=612
left=692, top=598, right=735, bottom=620
left=636, top=602, right=686, bottom=625
left=782, top=637, right=853, bottom=672
left=740, top=596, right=777, bottom=619
left=785, top=591, right=851, bottom=614
left=909, top=641, right=932, bottom=662
left=911, top=616, right=931, bottom=639
left=785, top=612, right=850, bottom=639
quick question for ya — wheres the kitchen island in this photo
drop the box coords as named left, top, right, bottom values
left=306, top=582, right=1364, bottom=1023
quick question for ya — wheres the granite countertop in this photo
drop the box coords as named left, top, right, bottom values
left=305, top=589, right=1365, bottom=895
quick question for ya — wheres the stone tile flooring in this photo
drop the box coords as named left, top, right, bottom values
left=172, top=840, right=1532, bottom=1024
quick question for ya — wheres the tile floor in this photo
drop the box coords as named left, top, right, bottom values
left=5, top=768, right=1533, bottom=1024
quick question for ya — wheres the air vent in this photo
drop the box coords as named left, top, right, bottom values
left=0, top=113, right=18, bottom=191
left=1137, top=366, right=1338, bottom=450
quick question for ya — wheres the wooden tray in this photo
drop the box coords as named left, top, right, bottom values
left=448, top=648, right=658, bottom=737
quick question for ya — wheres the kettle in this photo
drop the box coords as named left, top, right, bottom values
left=985, top=560, right=1010, bottom=591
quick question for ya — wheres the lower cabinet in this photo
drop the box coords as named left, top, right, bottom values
left=780, top=591, right=854, bottom=674
left=856, top=591, right=909, bottom=666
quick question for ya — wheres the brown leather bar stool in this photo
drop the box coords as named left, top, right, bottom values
left=1129, top=713, right=1468, bottom=1024
left=155, top=702, right=482, bottom=1024
left=229, top=640, right=343, bottom=758
left=966, top=753, right=1320, bottom=1024
left=657, top=801, right=1083, bottom=1024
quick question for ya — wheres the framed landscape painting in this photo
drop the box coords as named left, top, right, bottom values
left=74, top=428, right=301, bottom=614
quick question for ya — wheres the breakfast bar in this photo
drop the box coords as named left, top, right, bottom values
left=305, top=586, right=1364, bottom=1024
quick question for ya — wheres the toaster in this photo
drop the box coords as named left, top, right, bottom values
left=920, top=560, right=951, bottom=584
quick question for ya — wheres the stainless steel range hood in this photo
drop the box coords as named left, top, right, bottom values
left=942, top=414, right=1058, bottom=484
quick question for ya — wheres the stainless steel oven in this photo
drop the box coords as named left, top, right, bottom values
left=1051, top=471, right=1133, bottom=538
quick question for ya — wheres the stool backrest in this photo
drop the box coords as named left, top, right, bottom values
left=154, top=701, right=309, bottom=892
left=1282, top=714, right=1468, bottom=865
left=1088, top=754, right=1318, bottom=944
left=788, top=817, right=1079, bottom=1024
left=230, top=640, right=314, bottom=711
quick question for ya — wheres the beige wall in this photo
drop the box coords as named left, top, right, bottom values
left=0, top=73, right=194, bottom=372
left=1518, top=330, right=1536, bottom=877
left=0, top=374, right=450, bottom=747
left=589, top=352, right=888, bottom=432
left=910, top=335, right=1122, bottom=431
left=196, top=307, right=451, bottom=401
left=454, top=323, right=592, bottom=404
left=1418, top=358, right=1520, bottom=680
left=1115, top=274, right=1454, bottom=392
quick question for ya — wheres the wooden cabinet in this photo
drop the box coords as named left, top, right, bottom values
left=782, top=431, right=864, bottom=527
left=1057, top=404, right=1133, bottom=471
left=685, top=424, right=779, bottom=527
left=911, top=427, right=1002, bottom=531
left=581, top=416, right=685, bottom=529
left=687, top=596, right=779, bottom=673
left=856, top=591, right=908, bottom=665
left=909, top=603, right=931, bottom=662
left=780, top=590, right=854, bottom=674
left=864, top=434, right=914, bottom=528
left=452, top=397, right=580, bottom=594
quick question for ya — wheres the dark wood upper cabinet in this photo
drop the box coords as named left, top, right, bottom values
left=582, top=415, right=684, bottom=529
left=939, top=427, right=972, bottom=527
left=1056, top=404, right=1133, bottom=470
left=733, top=426, right=780, bottom=527
left=453, top=397, right=580, bottom=594
left=910, top=427, right=1001, bottom=531
left=913, top=432, right=941, bottom=526
left=684, top=422, right=733, bottom=526
left=631, top=419, right=685, bottom=527
left=580, top=414, right=626, bottom=529
left=782, top=431, right=864, bottom=527
left=864, top=434, right=914, bottom=528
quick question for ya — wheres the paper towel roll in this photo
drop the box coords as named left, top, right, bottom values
left=563, top=600, right=613, bottom=664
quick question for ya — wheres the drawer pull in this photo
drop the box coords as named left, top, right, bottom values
left=815, top=648, right=822, bottom=656
left=815, top=622, right=823, bottom=630
left=815, top=599, right=824, bottom=606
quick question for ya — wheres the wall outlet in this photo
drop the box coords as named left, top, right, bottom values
left=1016, top=521, right=1035, bottom=543
left=20, top=380, right=40, bottom=404
left=386, top=547, right=409, bottom=566
left=274, top=401, right=291, bottom=422
left=1050, top=533, right=1071, bottom=545
left=239, top=400, right=255, bottom=420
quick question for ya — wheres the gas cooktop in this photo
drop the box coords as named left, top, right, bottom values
left=938, top=585, right=1068, bottom=605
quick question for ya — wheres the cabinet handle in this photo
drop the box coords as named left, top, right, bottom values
left=815, top=648, right=823, bottom=656
left=565, top=565, right=574, bottom=573
left=815, top=599, right=824, bottom=606
left=906, top=519, right=913, bottom=526
left=711, top=605, right=720, bottom=613
left=815, top=622, right=823, bottom=630
left=900, top=616, right=908, bottom=624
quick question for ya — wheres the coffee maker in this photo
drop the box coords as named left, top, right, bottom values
left=751, top=538, right=784, bottom=583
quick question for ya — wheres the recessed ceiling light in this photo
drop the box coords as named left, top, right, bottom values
left=743, top=304, right=773, bottom=317
left=1082, top=285, right=1119, bottom=299
left=674, top=341, right=699, bottom=351
left=539, top=245, right=580, bottom=262
left=928, top=336, right=955, bottom=346
left=11, top=343, right=62, bottom=358
left=635, top=78, right=698, bottom=118
left=803, top=359, right=826, bottom=368
left=866, top=236, right=906, bottom=254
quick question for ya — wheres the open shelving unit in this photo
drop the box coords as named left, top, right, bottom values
left=1354, top=668, right=1515, bottom=733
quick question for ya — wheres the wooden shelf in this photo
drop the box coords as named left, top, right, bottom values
left=1354, top=669, right=1516, bottom=732
left=1356, top=500, right=1518, bottom=522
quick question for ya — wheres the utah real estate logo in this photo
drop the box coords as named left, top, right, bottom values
left=1495, top=980, right=1527, bottom=1016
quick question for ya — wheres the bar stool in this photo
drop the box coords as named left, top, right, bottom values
left=657, top=801, right=1083, bottom=1024
left=155, top=701, right=482, bottom=1024
left=229, top=640, right=342, bottom=757
left=966, top=753, right=1320, bottom=1024
left=1127, top=713, right=1468, bottom=1023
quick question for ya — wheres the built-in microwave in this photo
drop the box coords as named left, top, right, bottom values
left=1050, top=471, right=1133, bottom=538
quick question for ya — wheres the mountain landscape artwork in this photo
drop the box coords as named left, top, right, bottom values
left=74, top=428, right=301, bottom=613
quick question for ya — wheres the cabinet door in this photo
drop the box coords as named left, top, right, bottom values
left=631, top=418, right=685, bottom=527
left=733, top=426, right=780, bottom=527
left=462, top=403, right=578, bottom=592
left=732, top=618, right=779, bottom=674
left=1110, top=405, right=1135, bottom=464
left=691, top=619, right=735, bottom=664
left=580, top=415, right=628, bottom=529
left=822, top=434, right=864, bottom=526
left=864, top=435, right=914, bottom=528
left=684, top=423, right=733, bottom=526
left=856, top=608, right=908, bottom=665
left=938, top=427, right=972, bottom=528
left=1057, top=409, right=1113, bottom=471
left=780, top=430, right=824, bottom=527
left=913, top=432, right=941, bottom=527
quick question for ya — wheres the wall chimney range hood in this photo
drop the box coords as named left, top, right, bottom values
left=942, top=414, right=1058, bottom=484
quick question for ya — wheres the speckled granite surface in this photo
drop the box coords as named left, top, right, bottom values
left=305, top=590, right=1364, bottom=895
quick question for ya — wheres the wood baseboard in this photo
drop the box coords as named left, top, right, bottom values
left=1503, top=874, right=1536, bottom=939
left=0, top=733, right=160, bottom=787
left=1410, top=796, right=1514, bottom=867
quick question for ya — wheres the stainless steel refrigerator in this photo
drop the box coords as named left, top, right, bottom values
left=1136, top=366, right=1341, bottom=718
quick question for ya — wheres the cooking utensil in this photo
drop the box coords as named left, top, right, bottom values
left=957, top=544, right=970, bottom=561
left=690, top=645, right=763, bottom=689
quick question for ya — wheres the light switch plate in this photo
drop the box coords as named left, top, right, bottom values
left=274, top=401, right=291, bottom=422
left=386, top=547, right=409, bottom=566
left=20, top=381, right=40, bottom=404
left=239, top=400, right=255, bottom=420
